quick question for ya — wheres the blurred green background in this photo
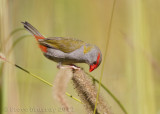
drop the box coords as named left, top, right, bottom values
left=0, top=0, right=160, bottom=114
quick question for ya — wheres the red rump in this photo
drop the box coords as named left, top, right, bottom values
left=34, top=35, right=45, bottom=40
left=34, top=35, right=47, bottom=53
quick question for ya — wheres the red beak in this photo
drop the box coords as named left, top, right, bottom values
left=89, top=64, right=97, bottom=72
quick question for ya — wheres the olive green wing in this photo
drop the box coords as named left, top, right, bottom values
left=39, top=37, right=85, bottom=53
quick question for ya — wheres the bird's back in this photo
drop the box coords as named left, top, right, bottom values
left=38, top=37, right=85, bottom=53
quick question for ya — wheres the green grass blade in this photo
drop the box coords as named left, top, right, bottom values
left=7, top=34, right=31, bottom=55
left=2, top=60, right=82, bottom=104
left=5, top=28, right=25, bottom=45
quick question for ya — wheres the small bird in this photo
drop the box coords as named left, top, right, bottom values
left=22, top=21, right=102, bottom=72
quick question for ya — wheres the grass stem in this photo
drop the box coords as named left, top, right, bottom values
left=94, top=0, right=117, bottom=113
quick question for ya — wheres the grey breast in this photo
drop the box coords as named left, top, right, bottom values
left=44, top=45, right=88, bottom=64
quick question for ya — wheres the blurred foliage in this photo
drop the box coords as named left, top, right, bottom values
left=0, top=0, right=160, bottom=114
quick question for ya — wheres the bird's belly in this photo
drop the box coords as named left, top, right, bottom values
left=44, top=48, right=86, bottom=64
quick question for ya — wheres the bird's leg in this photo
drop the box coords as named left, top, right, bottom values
left=57, top=63, right=81, bottom=71
left=57, top=62, right=62, bottom=69
left=57, top=63, right=71, bottom=69
left=68, top=64, right=81, bottom=71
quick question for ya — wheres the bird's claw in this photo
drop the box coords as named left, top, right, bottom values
left=69, top=65, right=81, bottom=71
left=57, top=64, right=81, bottom=71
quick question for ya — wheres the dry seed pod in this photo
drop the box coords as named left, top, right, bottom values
left=53, top=66, right=73, bottom=114
left=72, top=69, right=111, bottom=114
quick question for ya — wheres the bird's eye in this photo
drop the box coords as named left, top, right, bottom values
left=93, top=61, right=97, bottom=65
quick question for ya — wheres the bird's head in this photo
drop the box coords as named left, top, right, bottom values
left=86, top=46, right=102, bottom=72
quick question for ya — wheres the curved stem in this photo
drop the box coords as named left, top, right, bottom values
left=86, top=72, right=128, bottom=114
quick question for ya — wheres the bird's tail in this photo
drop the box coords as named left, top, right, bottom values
left=21, top=21, right=45, bottom=40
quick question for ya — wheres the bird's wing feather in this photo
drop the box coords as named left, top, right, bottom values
left=39, top=37, right=85, bottom=53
